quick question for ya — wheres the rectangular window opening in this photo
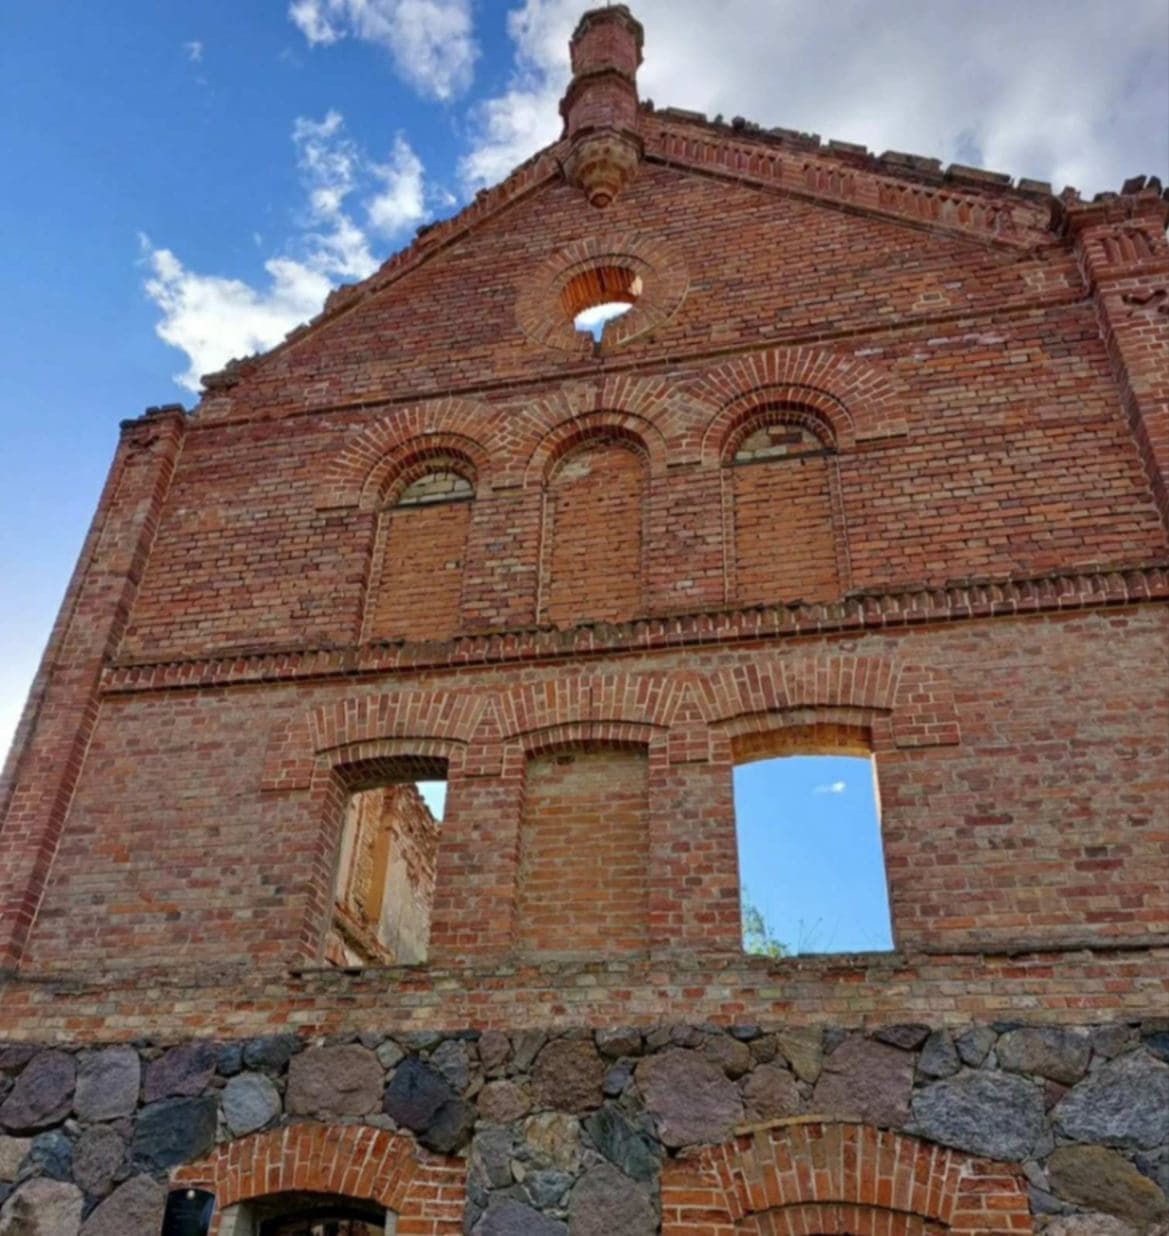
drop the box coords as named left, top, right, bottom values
left=733, top=750, right=893, bottom=957
left=326, top=779, right=446, bottom=968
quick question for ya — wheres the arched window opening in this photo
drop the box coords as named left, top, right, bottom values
left=732, top=729, right=892, bottom=956
left=543, top=435, right=646, bottom=627
left=326, top=763, right=446, bottom=968
left=365, top=457, right=474, bottom=644
left=517, top=743, right=649, bottom=959
left=727, top=411, right=840, bottom=607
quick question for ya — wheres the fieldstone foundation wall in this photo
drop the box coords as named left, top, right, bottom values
left=0, top=1021, right=1167, bottom=1234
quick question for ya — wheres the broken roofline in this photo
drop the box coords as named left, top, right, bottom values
left=196, top=96, right=1167, bottom=398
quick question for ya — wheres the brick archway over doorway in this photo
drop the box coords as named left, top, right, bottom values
left=661, top=1121, right=1032, bottom=1235
left=171, top=1124, right=464, bottom=1235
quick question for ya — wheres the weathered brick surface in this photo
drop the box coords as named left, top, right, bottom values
left=2, top=6, right=1167, bottom=1229
left=17, top=610, right=1167, bottom=973
left=517, top=748, right=649, bottom=958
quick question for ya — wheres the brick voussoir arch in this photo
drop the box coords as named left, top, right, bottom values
left=171, top=1124, right=464, bottom=1233
left=691, top=347, right=909, bottom=462
left=523, top=407, right=667, bottom=484
left=661, top=1122, right=1031, bottom=1235
left=262, top=691, right=484, bottom=791
left=261, top=656, right=958, bottom=790
left=705, top=655, right=958, bottom=750
left=317, top=396, right=499, bottom=511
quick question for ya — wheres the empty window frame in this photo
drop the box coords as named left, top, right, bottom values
left=364, top=458, right=474, bottom=643
left=326, top=772, right=446, bottom=968
left=726, top=410, right=841, bottom=607
left=732, top=729, right=893, bottom=956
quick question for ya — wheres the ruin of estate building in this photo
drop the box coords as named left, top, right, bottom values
left=1, top=7, right=1168, bottom=1234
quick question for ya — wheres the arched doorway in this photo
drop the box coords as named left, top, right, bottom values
left=254, top=1192, right=387, bottom=1235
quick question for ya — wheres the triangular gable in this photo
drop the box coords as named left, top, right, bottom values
left=196, top=105, right=1065, bottom=417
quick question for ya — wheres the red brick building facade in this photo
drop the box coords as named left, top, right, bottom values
left=1, top=8, right=1167, bottom=1233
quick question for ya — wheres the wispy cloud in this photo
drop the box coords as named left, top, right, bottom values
left=289, top=0, right=478, bottom=101
left=459, top=0, right=1167, bottom=196
left=184, top=40, right=204, bottom=63
left=141, top=112, right=430, bottom=391
left=813, top=781, right=848, bottom=796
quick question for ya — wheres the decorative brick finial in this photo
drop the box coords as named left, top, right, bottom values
left=559, top=5, right=645, bottom=208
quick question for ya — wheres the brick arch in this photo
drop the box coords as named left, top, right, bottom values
left=661, top=1122, right=1032, bottom=1235
left=365, top=434, right=484, bottom=511
left=703, top=656, right=959, bottom=751
left=171, top=1124, right=463, bottom=1234
left=316, top=396, right=498, bottom=511
left=718, top=397, right=842, bottom=463
left=523, top=408, right=667, bottom=484
left=517, top=719, right=662, bottom=756
left=690, top=346, right=909, bottom=463
left=261, top=693, right=483, bottom=792
left=495, top=672, right=676, bottom=741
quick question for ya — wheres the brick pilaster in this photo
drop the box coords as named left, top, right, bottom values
left=0, top=407, right=186, bottom=970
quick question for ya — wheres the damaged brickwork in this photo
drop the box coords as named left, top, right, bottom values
left=2, top=3, right=1168, bottom=1232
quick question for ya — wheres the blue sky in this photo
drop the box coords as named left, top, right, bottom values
left=736, top=756, right=890, bottom=954
left=2, top=0, right=1167, bottom=768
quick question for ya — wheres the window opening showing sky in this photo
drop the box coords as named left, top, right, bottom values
left=574, top=301, right=633, bottom=342
left=735, top=754, right=892, bottom=955
left=416, top=780, right=446, bottom=821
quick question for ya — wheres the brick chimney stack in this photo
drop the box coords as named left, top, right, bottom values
left=559, top=4, right=645, bottom=208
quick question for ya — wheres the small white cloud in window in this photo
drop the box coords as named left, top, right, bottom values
left=184, top=40, right=204, bottom=62
left=813, top=780, right=847, bottom=795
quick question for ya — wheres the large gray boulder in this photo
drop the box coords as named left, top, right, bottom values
left=568, top=1164, right=655, bottom=1236
left=635, top=1048, right=743, bottom=1148
left=222, top=1072, right=281, bottom=1136
left=74, top=1048, right=140, bottom=1122
left=286, top=1044, right=382, bottom=1118
left=142, top=1042, right=216, bottom=1103
left=80, top=1175, right=166, bottom=1236
left=1046, top=1144, right=1169, bottom=1226
left=0, top=1178, right=83, bottom=1236
left=0, top=1053, right=75, bottom=1133
left=997, top=1027, right=1091, bottom=1085
left=476, top=1197, right=567, bottom=1236
left=811, top=1036, right=913, bottom=1128
left=910, top=1069, right=1045, bottom=1161
left=72, top=1125, right=125, bottom=1197
left=130, top=1097, right=217, bottom=1172
left=1054, top=1051, right=1169, bottom=1149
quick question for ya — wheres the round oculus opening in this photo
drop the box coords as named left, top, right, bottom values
left=560, top=264, right=642, bottom=341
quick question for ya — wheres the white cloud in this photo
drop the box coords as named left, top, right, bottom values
left=813, top=781, right=848, bottom=796
left=142, top=114, right=430, bottom=391
left=460, top=0, right=1167, bottom=196
left=367, top=135, right=427, bottom=235
left=289, top=0, right=478, bottom=100
left=184, top=40, right=204, bottom=62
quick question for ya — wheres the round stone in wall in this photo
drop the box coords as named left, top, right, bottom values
left=635, top=1048, right=743, bottom=1148
left=222, top=1072, right=281, bottom=1136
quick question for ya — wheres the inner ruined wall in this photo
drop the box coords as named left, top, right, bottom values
left=326, top=783, right=439, bottom=966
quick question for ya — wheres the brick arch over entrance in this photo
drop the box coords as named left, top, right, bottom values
left=171, top=1124, right=464, bottom=1234
left=661, top=1122, right=1032, bottom=1235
